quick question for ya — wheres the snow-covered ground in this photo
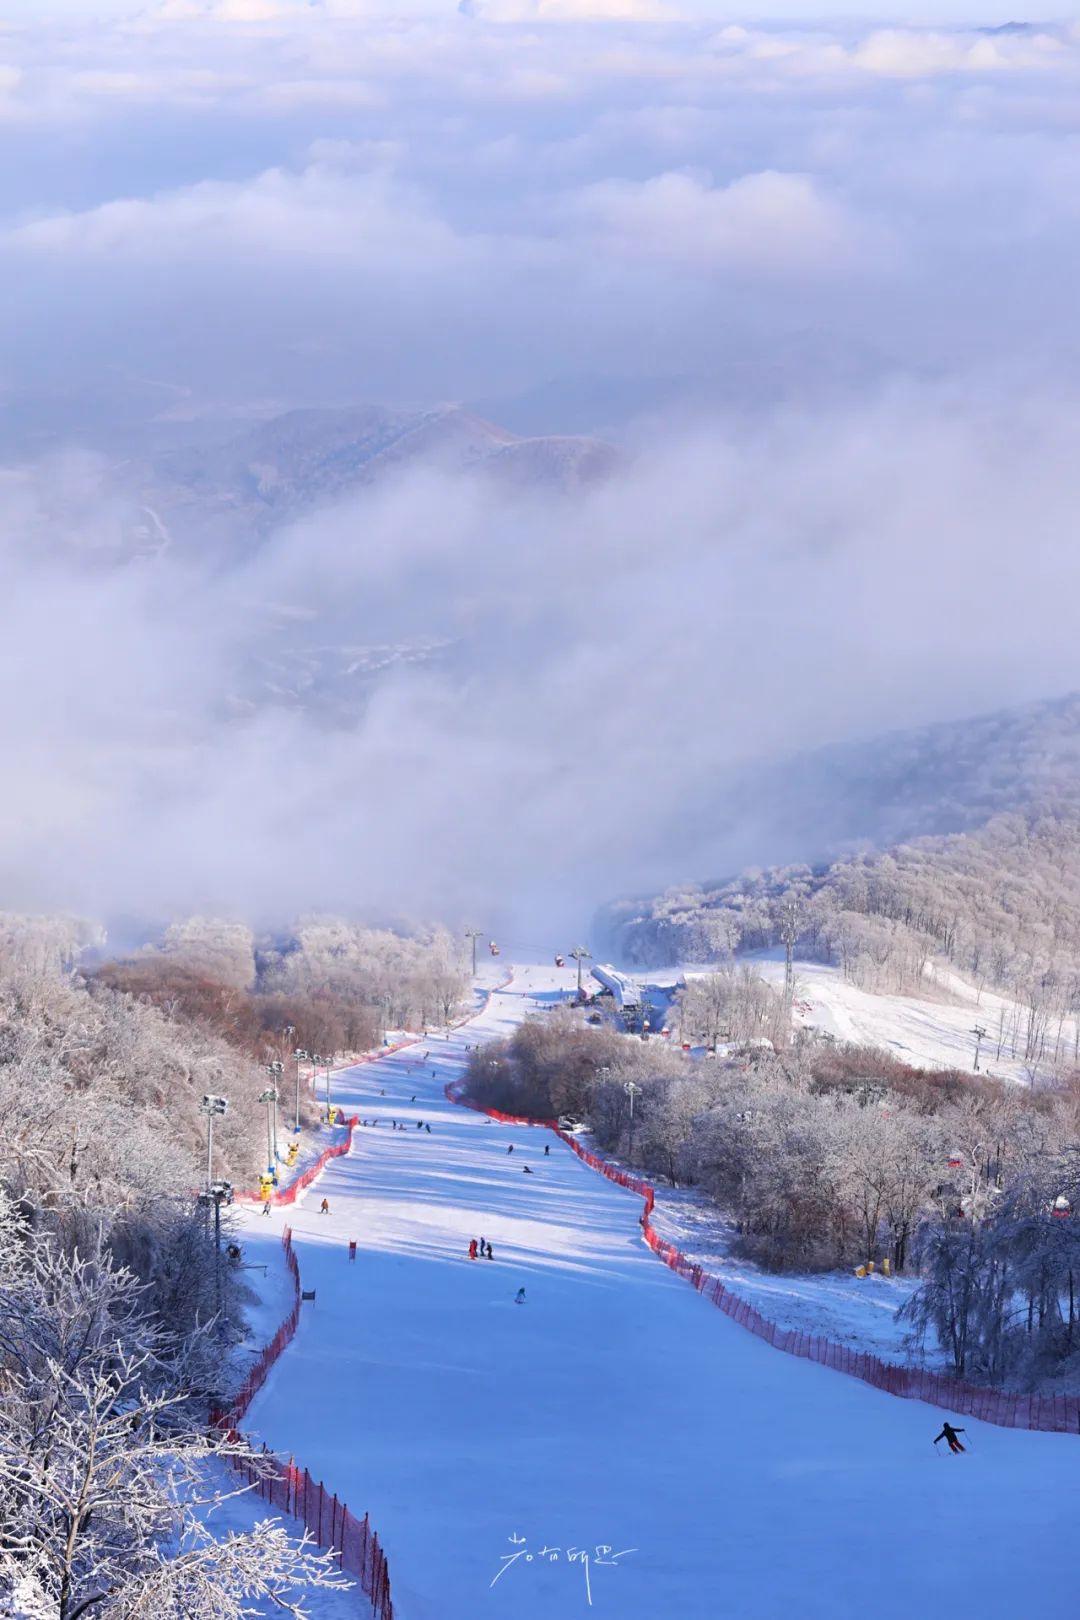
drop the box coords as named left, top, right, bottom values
left=670, top=951, right=1045, bottom=1083
left=233, top=962, right=1077, bottom=1620
left=545, top=1122, right=931, bottom=1368
left=647, top=1182, right=933, bottom=1366
left=199, top=1462, right=362, bottom=1620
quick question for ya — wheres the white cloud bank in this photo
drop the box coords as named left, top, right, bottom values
left=573, top=169, right=863, bottom=271
left=0, top=6, right=1078, bottom=933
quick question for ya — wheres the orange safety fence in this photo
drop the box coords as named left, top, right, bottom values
left=212, top=1226, right=395, bottom=1618
left=235, top=1116, right=360, bottom=1207
left=443, top=1076, right=555, bottom=1127
left=447, top=1089, right=1080, bottom=1436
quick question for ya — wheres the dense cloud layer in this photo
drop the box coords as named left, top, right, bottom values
left=2, top=4, right=1080, bottom=940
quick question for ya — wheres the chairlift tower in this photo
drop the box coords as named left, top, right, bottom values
left=971, top=1024, right=988, bottom=1072
left=570, top=945, right=592, bottom=997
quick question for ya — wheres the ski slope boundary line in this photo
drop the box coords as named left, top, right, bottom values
left=212, top=1226, right=395, bottom=1619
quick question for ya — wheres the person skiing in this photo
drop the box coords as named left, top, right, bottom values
left=507, top=1144, right=514, bottom=1155
left=933, top=1422, right=966, bottom=1454
left=479, top=1235, right=486, bottom=1255
left=486, top=1243, right=494, bottom=1260
left=515, top=1287, right=526, bottom=1305
left=544, top=1143, right=550, bottom=1156
left=261, top=1198, right=272, bottom=1217
left=468, top=1239, right=478, bottom=1260
left=416, top=1120, right=423, bottom=1129
left=523, top=1165, right=533, bottom=1174
left=320, top=1198, right=330, bottom=1215
left=425, top=1123, right=431, bottom=1132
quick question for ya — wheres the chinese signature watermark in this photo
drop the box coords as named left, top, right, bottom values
left=489, top=1533, right=637, bottom=1606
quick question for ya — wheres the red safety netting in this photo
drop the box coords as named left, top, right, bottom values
left=213, top=1227, right=395, bottom=1618
left=447, top=1091, right=1080, bottom=1436
left=235, top=1116, right=360, bottom=1208
left=443, top=1077, right=555, bottom=1127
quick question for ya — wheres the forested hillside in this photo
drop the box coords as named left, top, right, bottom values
left=0, top=909, right=466, bottom=1615
left=607, top=694, right=1080, bottom=989
left=611, top=811, right=1080, bottom=1069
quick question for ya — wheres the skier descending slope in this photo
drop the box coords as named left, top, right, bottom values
left=934, top=1422, right=966, bottom=1454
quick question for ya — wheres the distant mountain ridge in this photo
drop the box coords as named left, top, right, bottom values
left=142, top=402, right=619, bottom=547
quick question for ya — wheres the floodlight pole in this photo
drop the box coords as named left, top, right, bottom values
left=258, top=1088, right=278, bottom=1170
left=294, top=1048, right=308, bottom=1133
left=200, top=1095, right=228, bottom=1193
left=624, top=1078, right=642, bottom=1160
left=265, top=1062, right=283, bottom=1160
left=198, top=1179, right=233, bottom=1335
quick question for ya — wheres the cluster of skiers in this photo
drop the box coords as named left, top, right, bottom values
left=359, top=1119, right=432, bottom=1132
left=469, top=1237, right=495, bottom=1259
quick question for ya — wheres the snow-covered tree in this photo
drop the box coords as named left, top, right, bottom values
left=0, top=1197, right=348, bottom=1619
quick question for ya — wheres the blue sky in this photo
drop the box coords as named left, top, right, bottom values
left=0, top=1, right=1066, bottom=21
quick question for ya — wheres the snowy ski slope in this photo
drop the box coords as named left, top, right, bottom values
left=237, top=964, right=1076, bottom=1620
left=675, top=952, right=1046, bottom=1083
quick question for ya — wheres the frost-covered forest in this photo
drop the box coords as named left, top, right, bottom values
left=98, top=915, right=469, bottom=1065
left=0, top=911, right=466, bottom=1615
left=610, top=813, right=1080, bottom=1070
left=466, top=1008, right=1080, bottom=1391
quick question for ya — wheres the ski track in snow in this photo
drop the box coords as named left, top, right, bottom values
left=235, top=963, right=1077, bottom=1620
left=745, top=952, right=1049, bottom=1083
